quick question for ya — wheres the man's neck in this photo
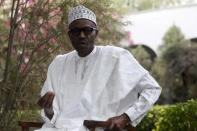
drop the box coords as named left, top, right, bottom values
left=78, top=46, right=94, bottom=57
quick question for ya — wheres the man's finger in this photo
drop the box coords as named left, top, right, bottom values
left=43, top=92, right=54, bottom=107
left=38, top=92, right=54, bottom=107
left=41, top=93, right=51, bottom=107
left=46, top=93, right=55, bottom=108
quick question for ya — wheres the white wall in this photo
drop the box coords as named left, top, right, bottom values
left=122, top=4, right=197, bottom=52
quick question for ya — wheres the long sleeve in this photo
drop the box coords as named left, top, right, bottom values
left=125, top=73, right=161, bottom=126
left=40, top=59, right=60, bottom=127
left=111, top=47, right=161, bottom=127
left=104, top=47, right=161, bottom=127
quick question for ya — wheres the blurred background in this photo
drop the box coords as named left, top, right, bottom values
left=0, top=0, right=197, bottom=130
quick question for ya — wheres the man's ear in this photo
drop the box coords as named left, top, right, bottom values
left=68, top=30, right=71, bottom=38
left=95, top=30, right=98, bottom=37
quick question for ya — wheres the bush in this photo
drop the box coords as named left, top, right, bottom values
left=137, top=99, right=197, bottom=131
left=16, top=109, right=42, bottom=131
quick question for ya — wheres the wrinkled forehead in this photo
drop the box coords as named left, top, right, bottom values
left=69, top=18, right=97, bottom=29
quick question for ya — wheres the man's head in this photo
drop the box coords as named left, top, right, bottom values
left=68, top=5, right=98, bottom=57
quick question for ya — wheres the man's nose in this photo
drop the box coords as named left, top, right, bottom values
left=79, top=31, right=86, bottom=38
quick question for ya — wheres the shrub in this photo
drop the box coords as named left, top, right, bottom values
left=16, top=109, right=42, bottom=131
left=137, top=99, right=197, bottom=131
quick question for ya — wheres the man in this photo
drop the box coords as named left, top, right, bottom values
left=36, top=5, right=161, bottom=131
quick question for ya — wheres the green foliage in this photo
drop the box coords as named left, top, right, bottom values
left=16, top=110, right=42, bottom=131
left=127, top=45, right=153, bottom=71
left=163, top=25, right=185, bottom=46
left=160, top=25, right=185, bottom=53
left=112, top=0, right=196, bottom=14
left=161, top=44, right=197, bottom=103
left=137, top=99, right=197, bottom=131
left=154, top=25, right=197, bottom=104
left=136, top=0, right=182, bottom=10
left=111, top=0, right=193, bottom=12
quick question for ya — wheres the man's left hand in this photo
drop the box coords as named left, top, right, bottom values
left=105, top=113, right=131, bottom=131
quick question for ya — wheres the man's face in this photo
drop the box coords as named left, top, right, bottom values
left=68, top=19, right=98, bottom=57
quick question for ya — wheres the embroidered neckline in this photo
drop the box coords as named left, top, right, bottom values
left=74, top=46, right=97, bottom=80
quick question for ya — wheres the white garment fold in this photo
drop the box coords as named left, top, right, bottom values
left=36, top=45, right=161, bottom=131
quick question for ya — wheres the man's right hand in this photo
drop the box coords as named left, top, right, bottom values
left=37, top=92, right=55, bottom=108
left=37, top=92, right=55, bottom=120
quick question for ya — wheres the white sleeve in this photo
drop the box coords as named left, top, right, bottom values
left=40, top=60, right=59, bottom=126
left=125, top=73, right=162, bottom=127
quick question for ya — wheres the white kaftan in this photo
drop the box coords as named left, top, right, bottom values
left=35, top=45, right=161, bottom=131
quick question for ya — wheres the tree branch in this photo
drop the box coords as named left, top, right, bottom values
left=3, top=0, right=20, bottom=82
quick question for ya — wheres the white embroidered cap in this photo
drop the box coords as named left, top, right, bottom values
left=68, top=5, right=97, bottom=26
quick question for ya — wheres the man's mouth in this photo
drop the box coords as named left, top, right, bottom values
left=80, top=40, right=87, bottom=44
left=78, top=41, right=87, bottom=47
left=77, top=44, right=88, bottom=51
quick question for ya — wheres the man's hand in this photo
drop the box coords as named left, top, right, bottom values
left=37, top=92, right=55, bottom=108
left=37, top=92, right=55, bottom=120
left=105, top=113, right=131, bottom=131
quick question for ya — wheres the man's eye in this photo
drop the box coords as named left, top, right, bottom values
left=69, top=27, right=96, bottom=36
left=71, top=28, right=80, bottom=32
left=83, top=27, right=93, bottom=32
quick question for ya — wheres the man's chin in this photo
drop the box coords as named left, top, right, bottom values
left=77, top=50, right=87, bottom=57
left=77, top=48, right=93, bottom=57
